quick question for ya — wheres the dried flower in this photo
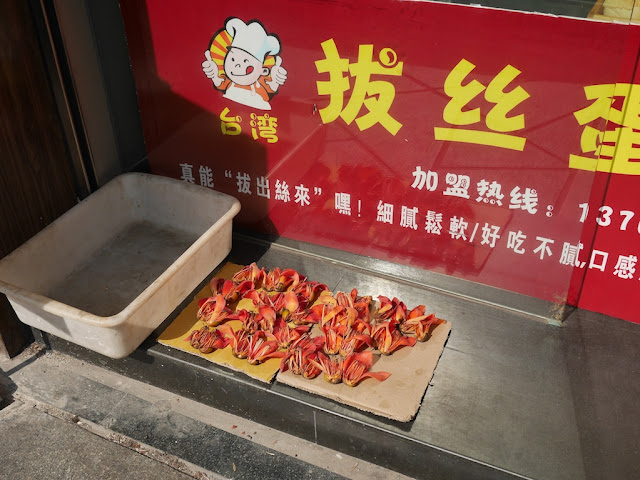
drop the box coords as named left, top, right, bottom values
left=197, top=294, right=236, bottom=327
left=310, top=352, right=343, bottom=384
left=246, top=331, right=286, bottom=365
left=185, top=326, right=229, bottom=354
left=371, top=319, right=416, bottom=355
left=342, top=351, right=390, bottom=387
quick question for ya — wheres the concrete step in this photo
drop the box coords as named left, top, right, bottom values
left=0, top=394, right=210, bottom=480
left=0, top=347, right=411, bottom=480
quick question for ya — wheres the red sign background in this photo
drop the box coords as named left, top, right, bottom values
left=120, top=0, right=640, bottom=323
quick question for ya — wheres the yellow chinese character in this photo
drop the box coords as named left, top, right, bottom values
left=220, top=107, right=242, bottom=135
left=250, top=113, right=278, bottom=143
left=570, top=83, right=640, bottom=175
left=434, top=59, right=530, bottom=151
left=315, top=39, right=403, bottom=135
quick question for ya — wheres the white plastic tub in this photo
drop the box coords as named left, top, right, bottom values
left=0, top=173, right=240, bottom=358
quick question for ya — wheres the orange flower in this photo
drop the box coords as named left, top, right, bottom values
left=342, top=351, right=390, bottom=387
left=281, top=268, right=305, bottom=291
left=232, top=280, right=255, bottom=300
left=375, top=295, right=395, bottom=320
left=301, top=353, right=322, bottom=379
left=217, top=324, right=251, bottom=359
left=279, top=290, right=300, bottom=320
left=209, top=277, right=234, bottom=298
left=321, top=324, right=346, bottom=355
left=209, top=278, right=254, bottom=302
left=352, top=290, right=373, bottom=323
left=242, top=288, right=272, bottom=307
left=336, top=291, right=354, bottom=308
left=232, top=262, right=266, bottom=287
left=400, top=308, right=445, bottom=342
left=246, top=331, right=286, bottom=365
left=375, top=296, right=407, bottom=323
left=185, top=326, right=230, bottom=354
left=371, top=319, right=416, bottom=355
left=236, top=309, right=261, bottom=334
left=290, top=333, right=324, bottom=351
left=272, top=317, right=309, bottom=349
left=257, top=305, right=277, bottom=333
left=265, top=267, right=304, bottom=292
left=280, top=336, right=322, bottom=375
left=338, top=329, right=372, bottom=357
left=197, top=294, right=235, bottom=327
left=298, top=303, right=324, bottom=325
left=264, top=267, right=282, bottom=292
left=292, top=281, right=328, bottom=304
left=310, top=352, right=343, bottom=384
left=320, top=305, right=345, bottom=327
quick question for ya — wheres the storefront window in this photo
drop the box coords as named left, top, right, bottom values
left=120, top=0, right=640, bottom=322
left=436, top=0, right=638, bottom=22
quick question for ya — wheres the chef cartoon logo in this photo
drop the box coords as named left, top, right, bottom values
left=202, top=17, right=287, bottom=111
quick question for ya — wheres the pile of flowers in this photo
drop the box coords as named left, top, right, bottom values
left=185, top=263, right=444, bottom=387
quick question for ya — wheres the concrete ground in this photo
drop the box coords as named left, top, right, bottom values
left=0, top=399, right=199, bottom=480
left=0, top=345, right=412, bottom=480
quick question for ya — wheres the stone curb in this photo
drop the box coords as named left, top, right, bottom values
left=12, top=391, right=226, bottom=480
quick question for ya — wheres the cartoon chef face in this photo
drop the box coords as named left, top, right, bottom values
left=223, top=47, right=269, bottom=86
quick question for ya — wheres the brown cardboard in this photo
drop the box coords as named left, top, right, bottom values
left=276, top=320, right=451, bottom=422
left=158, top=263, right=282, bottom=383
left=159, top=261, right=453, bottom=418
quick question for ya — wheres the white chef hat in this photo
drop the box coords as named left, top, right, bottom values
left=226, top=18, right=280, bottom=64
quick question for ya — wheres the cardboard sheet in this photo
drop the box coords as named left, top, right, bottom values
left=159, top=261, right=452, bottom=420
left=276, top=321, right=451, bottom=422
left=157, top=263, right=282, bottom=383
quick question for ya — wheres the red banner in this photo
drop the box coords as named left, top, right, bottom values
left=121, top=0, right=640, bottom=323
